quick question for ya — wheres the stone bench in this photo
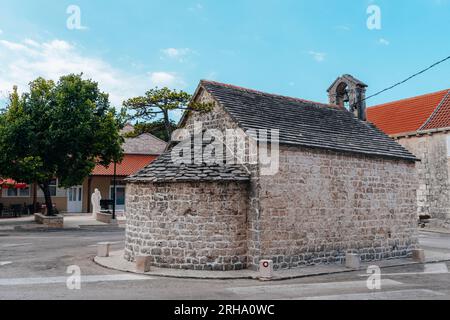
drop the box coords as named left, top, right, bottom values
left=34, top=213, right=64, bottom=228
left=96, top=212, right=117, bottom=225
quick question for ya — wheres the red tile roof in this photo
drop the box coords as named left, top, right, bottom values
left=91, top=154, right=157, bottom=176
left=422, top=91, right=450, bottom=130
left=367, top=89, right=450, bottom=135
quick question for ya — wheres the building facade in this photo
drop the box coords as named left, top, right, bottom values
left=368, top=89, right=450, bottom=228
left=0, top=132, right=166, bottom=214
left=124, top=77, right=420, bottom=271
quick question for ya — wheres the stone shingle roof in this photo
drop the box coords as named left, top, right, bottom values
left=122, top=133, right=167, bottom=155
left=129, top=80, right=419, bottom=183
left=126, top=140, right=250, bottom=183
left=201, top=80, right=417, bottom=161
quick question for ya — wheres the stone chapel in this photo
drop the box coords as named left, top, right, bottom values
left=124, top=75, right=419, bottom=271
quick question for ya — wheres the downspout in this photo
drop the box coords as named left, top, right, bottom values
left=32, top=182, right=37, bottom=213
left=87, top=176, right=92, bottom=213
left=112, top=162, right=116, bottom=220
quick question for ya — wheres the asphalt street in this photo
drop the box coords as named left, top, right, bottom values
left=1, top=227, right=450, bottom=300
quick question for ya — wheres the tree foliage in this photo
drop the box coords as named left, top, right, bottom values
left=0, top=74, right=124, bottom=215
left=123, top=119, right=177, bottom=142
left=123, top=87, right=213, bottom=140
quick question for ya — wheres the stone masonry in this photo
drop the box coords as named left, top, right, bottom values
left=396, top=132, right=450, bottom=227
left=254, top=146, right=419, bottom=270
left=125, top=181, right=249, bottom=270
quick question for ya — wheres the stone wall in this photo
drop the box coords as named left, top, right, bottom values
left=184, top=88, right=262, bottom=269
left=252, top=146, right=419, bottom=270
left=396, top=132, right=450, bottom=226
left=124, top=181, right=249, bottom=270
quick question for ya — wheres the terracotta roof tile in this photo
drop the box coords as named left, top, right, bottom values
left=367, top=89, right=450, bottom=135
left=421, top=91, right=450, bottom=130
left=92, top=154, right=158, bottom=176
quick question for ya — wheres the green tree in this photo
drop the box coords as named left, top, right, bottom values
left=124, top=119, right=178, bottom=142
left=0, top=74, right=124, bottom=216
left=123, top=87, right=212, bottom=140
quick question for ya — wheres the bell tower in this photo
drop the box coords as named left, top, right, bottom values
left=327, top=74, right=368, bottom=121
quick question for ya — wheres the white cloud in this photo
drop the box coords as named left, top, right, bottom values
left=308, top=51, right=326, bottom=62
left=23, top=39, right=40, bottom=47
left=188, top=3, right=204, bottom=11
left=204, top=71, right=218, bottom=80
left=149, top=71, right=186, bottom=88
left=0, top=38, right=186, bottom=107
left=378, top=38, right=390, bottom=46
left=0, top=40, right=34, bottom=52
left=334, top=25, right=351, bottom=31
left=161, top=48, right=193, bottom=62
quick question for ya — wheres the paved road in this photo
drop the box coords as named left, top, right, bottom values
left=1, top=228, right=450, bottom=300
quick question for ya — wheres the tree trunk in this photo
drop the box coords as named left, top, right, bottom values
left=41, top=182, right=54, bottom=216
left=162, top=110, right=172, bottom=142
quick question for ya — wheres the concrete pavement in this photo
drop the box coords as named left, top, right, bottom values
left=94, top=248, right=450, bottom=280
left=1, top=225, right=450, bottom=300
left=0, top=213, right=125, bottom=232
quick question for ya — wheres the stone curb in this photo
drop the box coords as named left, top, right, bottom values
left=420, top=229, right=450, bottom=235
left=78, top=225, right=124, bottom=230
left=94, top=253, right=255, bottom=280
left=94, top=250, right=450, bottom=281
left=0, top=224, right=123, bottom=233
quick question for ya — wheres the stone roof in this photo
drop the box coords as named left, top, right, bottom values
left=129, top=80, right=419, bottom=183
left=126, top=139, right=250, bottom=183
left=120, top=124, right=135, bottom=135
left=327, top=74, right=368, bottom=92
left=200, top=80, right=417, bottom=161
left=122, top=133, right=167, bottom=155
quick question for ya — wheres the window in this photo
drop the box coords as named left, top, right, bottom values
left=4, top=185, right=31, bottom=197
left=110, top=185, right=126, bottom=207
left=49, top=179, right=58, bottom=197
left=447, top=136, right=450, bottom=157
left=68, top=187, right=82, bottom=202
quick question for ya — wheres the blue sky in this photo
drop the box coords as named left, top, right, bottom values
left=0, top=0, right=449, bottom=113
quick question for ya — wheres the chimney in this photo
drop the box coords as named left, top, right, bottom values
left=327, top=74, right=368, bottom=121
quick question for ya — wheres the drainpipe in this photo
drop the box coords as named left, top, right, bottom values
left=33, top=182, right=37, bottom=213
left=112, top=161, right=116, bottom=220
left=87, top=176, right=92, bottom=213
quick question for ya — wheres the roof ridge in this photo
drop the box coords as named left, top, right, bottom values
left=136, top=132, right=168, bottom=144
left=420, top=89, right=450, bottom=130
left=200, top=79, right=341, bottom=110
left=369, top=88, right=450, bottom=109
left=122, top=153, right=159, bottom=156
